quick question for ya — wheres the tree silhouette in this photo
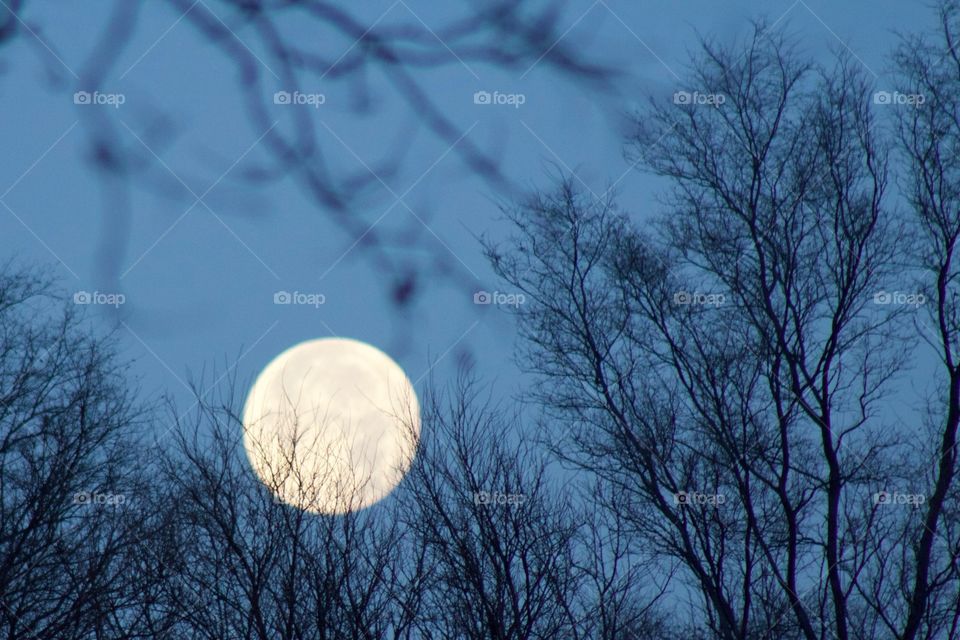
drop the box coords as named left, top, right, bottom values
left=484, top=5, right=960, bottom=638
left=9, top=2, right=960, bottom=639
left=0, top=263, right=154, bottom=639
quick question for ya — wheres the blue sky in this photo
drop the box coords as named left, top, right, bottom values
left=0, top=0, right=932, bottom=426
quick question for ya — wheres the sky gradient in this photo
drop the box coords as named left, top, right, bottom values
left=0, top=0, right=932, bottom=426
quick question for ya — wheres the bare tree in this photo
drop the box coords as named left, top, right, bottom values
left=0, top=260, right=677, bottom=638
left=14, top=3, right=960, bottom=637
left=0, top=263, right=154, bottom=639
left=575, top=480, right=673, bottom=640
left=398, top=372, right=669, bottom=640
left=483, top=17, right=951, bottom=637
left=147, top=368, right=423, bottom=640
left=892, top=2, right=960, bottom=638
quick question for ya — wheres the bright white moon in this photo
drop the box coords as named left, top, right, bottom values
left=242, top=338, right=420, bottom=515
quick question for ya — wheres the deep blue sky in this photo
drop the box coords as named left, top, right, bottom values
left=0, top=0, right=932, bottom=435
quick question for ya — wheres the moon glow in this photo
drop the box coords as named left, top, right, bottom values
left=242, top=338, right=420, bottom=515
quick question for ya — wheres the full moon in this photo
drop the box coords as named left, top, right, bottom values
left=241, top=338, right=420, bottom=515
